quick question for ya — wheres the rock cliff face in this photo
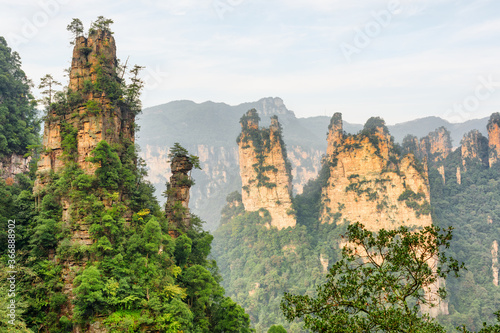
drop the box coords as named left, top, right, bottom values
left=320, top=114, right=447, bottom=315
left=138, top=98, right=324, bottom=231
left=320, top=114, right=433, bottom=232
left=35, top=30, right=134, bottom=195
left=419, top=127, right=452, bottom=164
left=403, top=127, right=452, bottom=167
left=237, top=109, right=296, bottom=230
left=33, top=29, right=135, bottom=325
left=492, top=240, right=499, bottom=287
left=488, top=113, right=500, bottom=166
left=165, top=154, right=193, bottom=236
left=461, top=130, right=489, bottom=168
left=0, top=154, right=31, bottom=184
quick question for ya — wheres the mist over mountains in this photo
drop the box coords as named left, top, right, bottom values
left=136, top=97, right=489, bottom=230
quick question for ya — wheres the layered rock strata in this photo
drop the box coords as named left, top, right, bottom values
left=33, top=30, right=135, bottom=325
left=165, top=154, right=193, bottom=236
left=320, top=114, right=433, bottom=231
left=237, top=109, right=296, bottom=229
left=488, top=113, right=500, bottom=166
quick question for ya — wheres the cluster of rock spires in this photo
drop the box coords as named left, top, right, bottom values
left=237, top=109, right=296, bottom=230
left=320, top=113, right=433, bottom=231
left=29, top=29, right=199, bottom=331
left=14, top=23, right=500, bottom=328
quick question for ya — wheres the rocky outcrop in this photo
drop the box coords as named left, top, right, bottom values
left=238, top=110, right=296, bottom=230
left=402, top=128, right=451, bottom=166
left=165, top=154, right=193, bottom=236
left=34, top=29, right=135, bottom=240
left=321, top=114, right=446, bottom=316
left=34, top=30, right=134, bottom=196
left=492, top=240, right=499, bottom=286
left=438, top=165, right=445, bottom=184
left=33, top=29, right=134, bottom=325
left=420, top=127, right=452, bottom=164
left=321, top=114, right=433, bottom=231
left=461, top=130, right=489, bottom=168
left=0, top=154, right=31, bottom=184
left=326, top=113, right=343, bottom=157
left=456, top=167, right=462, bottom=185
left=488, top=113, right=500, bottom=166
left=319, top=253, right=329, bottom=273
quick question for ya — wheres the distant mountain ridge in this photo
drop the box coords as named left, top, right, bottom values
left=136, top=97, right=489, bottom=230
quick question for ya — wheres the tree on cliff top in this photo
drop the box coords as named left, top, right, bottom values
left=89, top=16, right=114, bottom=34
left=281, top=223, right=464, bottom=332
left=67, top=18, right=84, bottom=40
left=363, top=116, right=389, bottom=135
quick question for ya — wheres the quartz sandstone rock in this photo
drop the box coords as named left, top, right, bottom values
left=420, top=127, right=452, bottom=164
left=33, top=29, right=135, bottom=324
left=492, top=240, right=499, bottom=287
left=165, top=154, right=193, bottom=236
left=461, top=130, right=489, bottom=168
left=238, top=110, right=296, bottom=230
left=321, top=114, right=447, bottom=316
left=34, top=30, right=134, bottom=198
left=0, top=154, right=31, bottom=183
left=488, top=113, right=500, bottom=166
left=320, top=114, right=433, bottom=232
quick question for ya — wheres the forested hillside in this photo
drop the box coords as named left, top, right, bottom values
left=137, top=101, right=489, bottom=231
left=213, top=111, right=500, bottom=332
left=0, top=20, right=251, bottom=332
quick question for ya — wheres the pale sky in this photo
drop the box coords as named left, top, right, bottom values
left=2, top=0, right=500, bottom=125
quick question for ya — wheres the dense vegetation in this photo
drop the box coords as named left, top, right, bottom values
left=281, top=223, right=463, bottom=332
left=0, top=37, right=40, bottom=159
left=430, top=150, right=500, bottom=331
left=214, top=117, right=500, bottom=332
left=212, top=196, right=345, bottom=332
left=0, top=22, right=251, bottom=332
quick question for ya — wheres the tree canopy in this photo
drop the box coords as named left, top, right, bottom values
left=0, top=37, right=40, bottom=158
left=281, top=223, right=464, bottom=332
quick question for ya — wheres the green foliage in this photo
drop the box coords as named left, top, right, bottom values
left=38, top=74, right=62, bottom=107
left=1, top=18, right=253, bottom=332
left=238, top=111, right=292, bottom=189
left=6, top=133, right=251, bottom=331
left=430, top=158, right=500, bottom=331
left=73, top=265, right=106, bottom=320
left=213, top=208, right=343, bottom=332
left=89, top=16, right=114, bottom=34
left=281, top=223, right=464, bottom=332
left=268, top=324, right=287, bottom=333
left=362, top=116, right=389, bottom=135
left=0, top=37, right=40, bottom=158
left=85, top=99, right=101, bottom=115
left=88, top=141, right=122, bottom=190
left=67, top=18, right=84, bottom=39
left=168, top=142, right=202, bottom=170
left=293, top=161, right=330, bottom=230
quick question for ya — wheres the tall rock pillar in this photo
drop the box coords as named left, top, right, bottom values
left=237, top=109, right=296, bottom=230
left=488, top=113, right=500, bottom=166
left=165, top=154, right=193, bottom=236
